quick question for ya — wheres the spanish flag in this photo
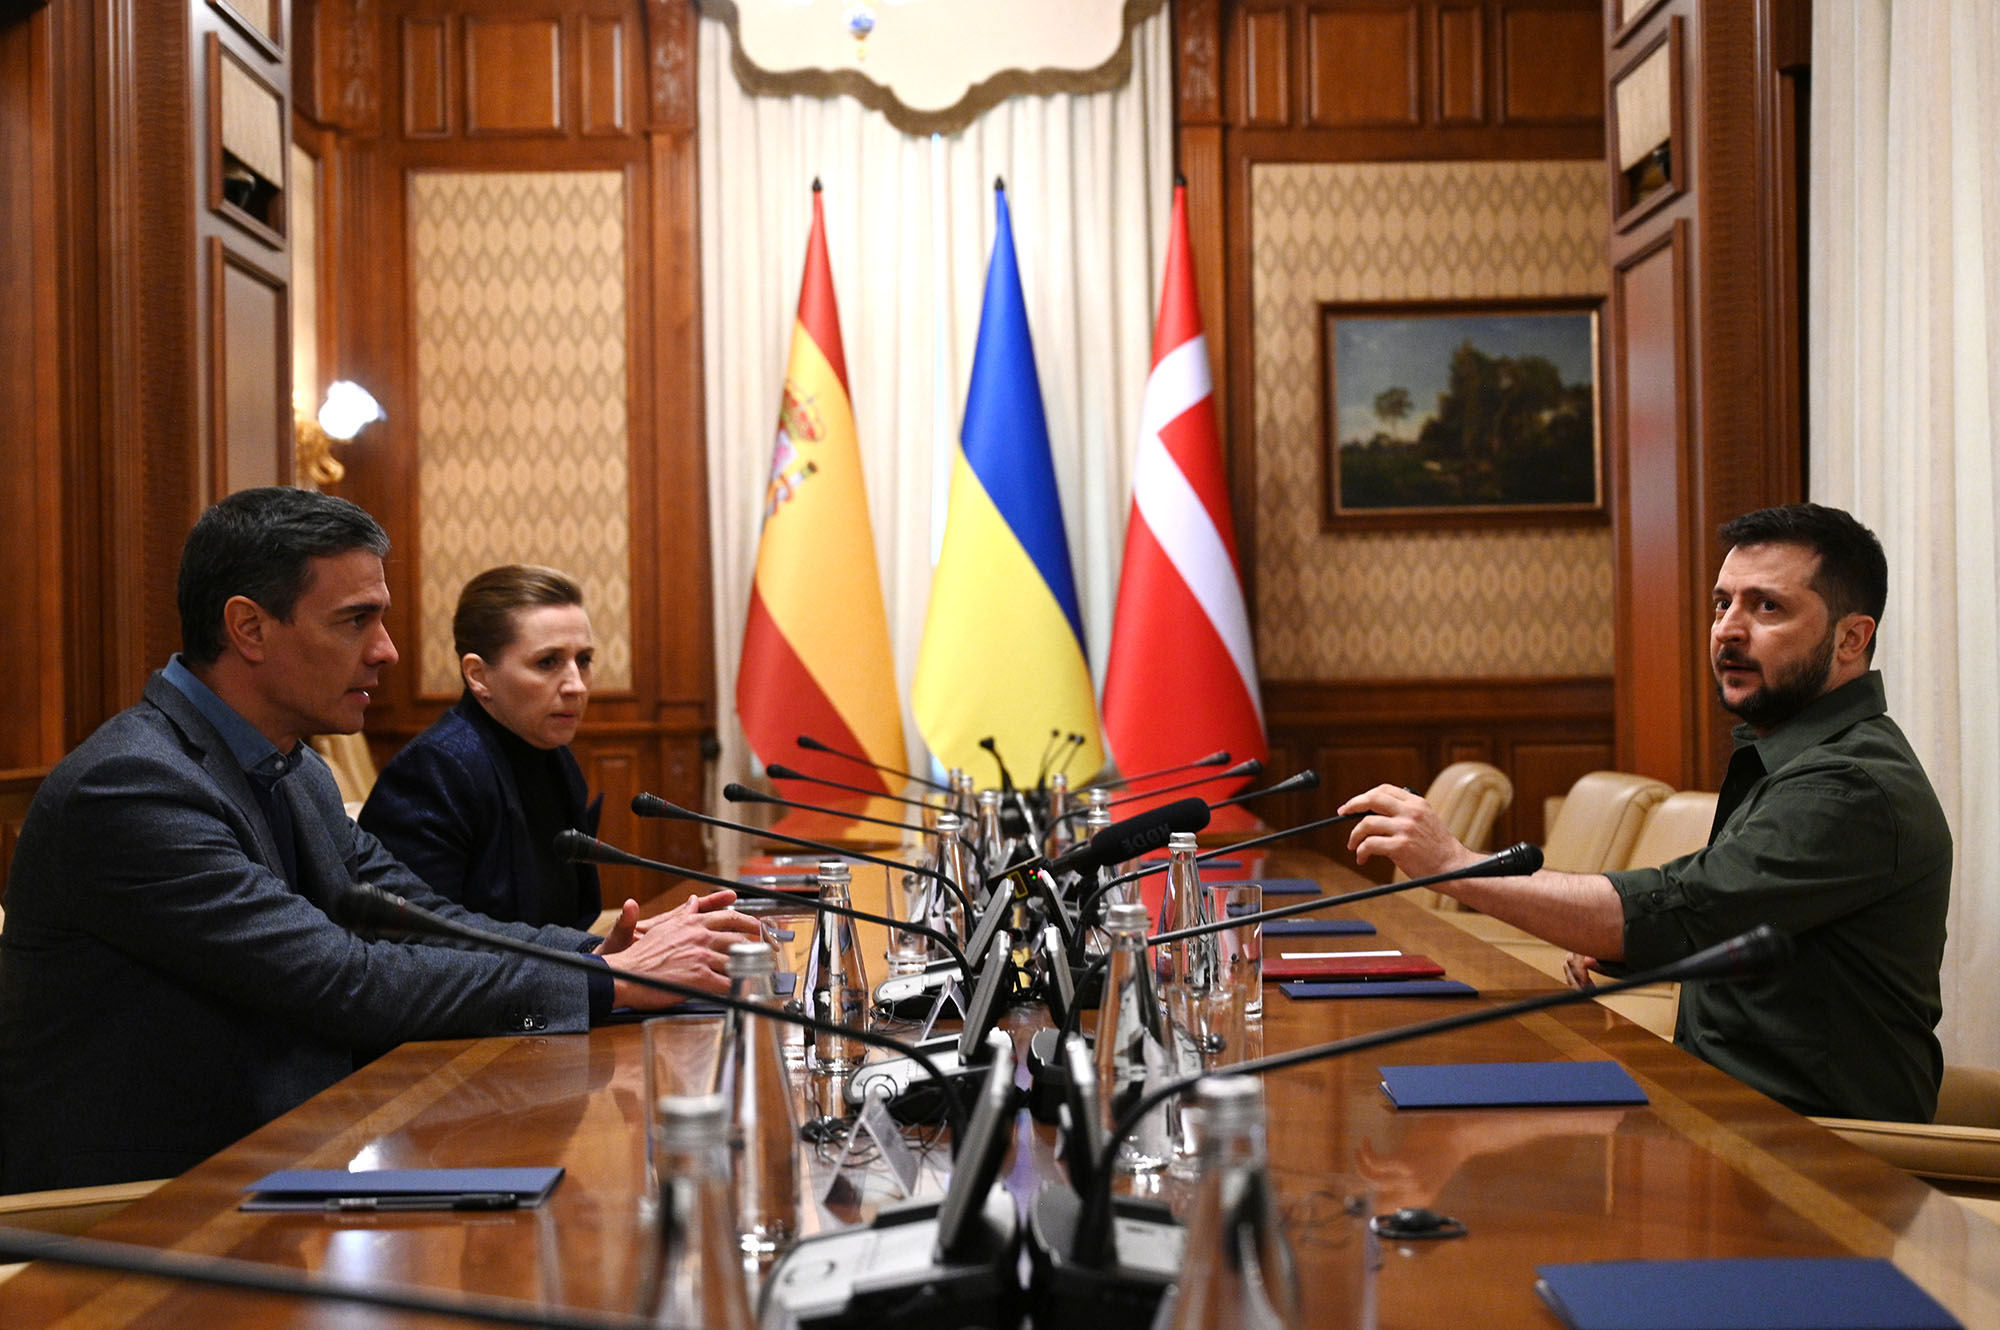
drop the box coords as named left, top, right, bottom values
left=913, top=183, right=1105, bottom=781
left=736, top=183, right=906, bottom=795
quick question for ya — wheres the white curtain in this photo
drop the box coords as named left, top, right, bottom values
left=1811, top=0, right=2000, bottom=1071
left=698, top=12, right=1174, bottom=813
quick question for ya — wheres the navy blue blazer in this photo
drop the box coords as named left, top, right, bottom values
left=359, top=696, right=603, bottom=929
left=0, top=674, right=602, bottom=1193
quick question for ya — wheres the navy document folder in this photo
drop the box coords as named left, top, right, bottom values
left=1379, top=1060, right=1648, bottom=1108
left=243, top=1167, right=565, bottom=1212
left=1534, top=1257, right=1961, bottom=1329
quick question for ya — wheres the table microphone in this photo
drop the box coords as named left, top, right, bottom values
left=1102, top=758, right=1260, bottom=809
left=336, top=882, right=973, bottom=1140
left=1150, top=842, right=1547, bottom=948
left=1004, top=796, right=1214, bottom=890
left=554, top=830, right=971, bottom=976
left=723, top=782, right=931, bottom=836
left=1077, top=808, right=1372, bottom=924
left=765, top=763, right=942, bottom=811
left=1073, top=750, right=1231, bottom=795
left=0, top=1226, right=661, bottom=1330
left=1055, top=923, right=1796, bottom=1296
left=631, top=792, right=972, bottom=916
left=1206, top=767, right=1319, bottom=812
left=797, top=732, right=952, bottom=792
left=1035, top=843, right=1549, bottom=1117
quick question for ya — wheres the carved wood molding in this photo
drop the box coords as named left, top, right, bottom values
left=643, top=0, right=696, bottom=130
left=1174, top=0, right=1222, bottom=125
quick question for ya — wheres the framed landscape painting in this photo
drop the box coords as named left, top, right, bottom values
left=1320, top=298, right=1605, bottom=529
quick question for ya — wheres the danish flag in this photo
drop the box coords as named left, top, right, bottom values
left=1101, top=184, right=1267, bottom=806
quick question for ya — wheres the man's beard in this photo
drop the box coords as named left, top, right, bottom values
left=1713, top=628, right=1836, bottom=730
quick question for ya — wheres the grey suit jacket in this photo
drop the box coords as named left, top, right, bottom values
left=0, top=674, right=601, bottom=1192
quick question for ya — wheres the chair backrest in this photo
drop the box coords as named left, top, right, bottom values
left=1540, top=771, right=1672, bottom=874
left=1426, top=761, right=1513, bottom=853
left=1621, top=790, right=1719, bottom=870
left=1399, top=761, right=1513, bottom=897
left=310, top=731, right=379, bottom=809
left=1935, top=1065, right=2000, bottom=1129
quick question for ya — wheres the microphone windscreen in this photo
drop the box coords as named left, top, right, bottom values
left=795, top=734, right=832, bottom=752
left=552, top=828, right=597, bottom=862
left=1668, top=924, right=1793, bottom=983
left=1488, top=842, right=1544, bottom=876
left=1059, top=797, right=1212, bottom=874
left=765, top=763, right=803, bottom=781
left=337, top=882, right=422, bottom=935
left=722, top=782, right=767, bottom=804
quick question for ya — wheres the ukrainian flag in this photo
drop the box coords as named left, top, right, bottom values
left=913, top=184, right=1106, bottom=780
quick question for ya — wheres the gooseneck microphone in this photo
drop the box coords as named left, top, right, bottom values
left=977, top=736, right=1017, bottom=793
left=1073, top=750, right=1231, bottom=795
left=1048, top=843, right=1546, bottom=1061
left=1015, top=796, right=1214, bottom=886
left=1149, top=843, right=1546, bottom=947
left=631, top=792, right=971, bottom=917
left=1102, top=758, right=1261, bottom=809
left=1204, top=768, right=1319, bottom=812
left=555, top=830, right=970, bottom=976
left=0, top=1226, right=657, bottom=1330
left=765, top=763, right=941, bottom=812
left=724, top=782, right=931, bottom=836
left=1065, top=924, right=1796, bottom=1271
left=337, top=882, right=971, bottom=1139
left=796, top=732, right=952, bottom=792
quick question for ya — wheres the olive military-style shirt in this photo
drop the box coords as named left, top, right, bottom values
left=1607, top=672, right=1951, bottom=1122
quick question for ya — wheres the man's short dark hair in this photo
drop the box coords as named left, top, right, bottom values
left=1719, top=503, right=1888, bottom=651
left=178, top=487, right=391, bottom=664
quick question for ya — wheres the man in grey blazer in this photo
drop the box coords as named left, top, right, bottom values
left=0, top=487, right=760, bottom=1192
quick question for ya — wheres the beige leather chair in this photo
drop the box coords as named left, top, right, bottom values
left=310, top=731, right=379, bottom=820
left=1404, top=761, right=1513, bottom=908
left=1813, top=1067, right=2000, bottom=1200
left=1439, top=772, right=1670, bottom=969
left=1587, top=790, right=1719, bottom=1039
left=1540, top=771, right=1673, bottom=874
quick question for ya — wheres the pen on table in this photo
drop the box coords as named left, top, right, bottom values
left=325, top=1193, right=520, bottom=1212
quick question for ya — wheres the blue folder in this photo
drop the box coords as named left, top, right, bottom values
left=244, top=1166, right=564, bottom=1211
left=1534, top=1257, right=1960, bottom=1330
left=1379, top=1060, right=1647, bottom=1108
left=1264, top=919, right=1377, bottom=936
left=1281, top=979, right=1476, bottom=1000
left=1233, top=877, right=1317, bottom=896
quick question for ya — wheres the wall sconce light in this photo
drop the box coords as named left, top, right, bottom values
left=294, top=380, right=385, bottom=487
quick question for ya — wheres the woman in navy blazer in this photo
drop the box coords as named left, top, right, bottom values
left=361, top=566, right=605, bottom=928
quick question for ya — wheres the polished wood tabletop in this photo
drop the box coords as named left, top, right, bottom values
left=4, top=851, right=1999, bottom=1328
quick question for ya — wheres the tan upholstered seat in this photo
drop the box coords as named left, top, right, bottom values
left=1539, top=771, right=1673, bottom=874
left=1587, top=790, right=1719, bottom=1039
left=310, top=731, right=379, bottom=819
left=1620, top=790, right=1718, bottom=871
left=1403, top=761, right=1513, bottom=907
left=1812, top=1066, right=2000, bottom=1199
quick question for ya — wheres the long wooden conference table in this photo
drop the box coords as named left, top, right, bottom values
left=3, top=850, right=1999, bottom=1328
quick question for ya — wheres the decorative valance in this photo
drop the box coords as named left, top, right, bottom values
left=696, top=0, right=1168, bottom=135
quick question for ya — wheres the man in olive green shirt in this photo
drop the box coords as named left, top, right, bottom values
left=1340, top=504, right=1951, bottom=1122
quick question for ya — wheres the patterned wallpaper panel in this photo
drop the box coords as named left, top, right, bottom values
left=410, top=170, right=633, bottom=697
left=1253, top=161, right=1614, bottom=679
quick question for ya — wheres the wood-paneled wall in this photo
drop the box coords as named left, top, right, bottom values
left=304, top=0, right=712, bottom=867
left=1173, top=0, right=1617, bottom=855
left=1602, top=0, right=1806, bottom=790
